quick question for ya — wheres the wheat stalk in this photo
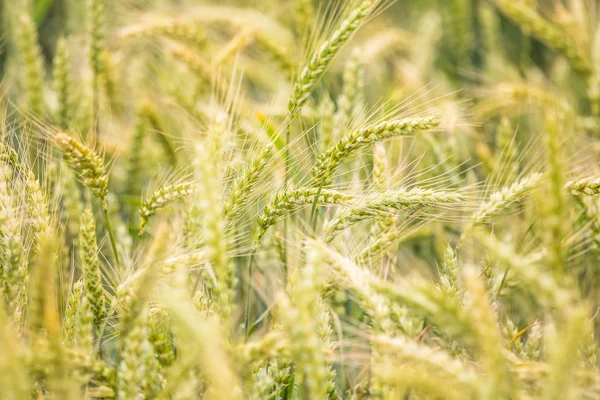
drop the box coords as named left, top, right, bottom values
left=461, top=173, right=543, bottom=242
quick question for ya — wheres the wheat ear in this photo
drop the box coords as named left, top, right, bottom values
left=277, top=244, right=330, bottom=399
left=461, top=172, right=543, bottom=242
left=288, top=0, right=377, bottom=116
left=17, top=13, right=44, bottom=117
left=63, top=280, right=84, bottom=344
left=223, top=143, right=273, bottom=223
left=565, top=177, right=600, bottom=196
left=492, top=0, right=591, bottom=75
left=79, top=208, right=106, bottom=326
left=121, top=21, right=207, bottom=49
left=256, top=188, right=356, bottom=241
left=140, top=182, right=196, bottom=232
left=311, top=117, right=439, bottom=186
left=0, top=166, right=26, bottom=324
left=53, top=133, right=108, bottom=199
left=138, top=101, right=177, bottom=167
left=53, top=37, right=71, bottom=128
left=325, top=188, right=463, bottom=241
left=88, top=0, right=105, bottom=128
left=372, top=334, right=481, bottom=398
left=53, top=133, right=121, bottom=266
left=193, top=142, right=233, bottom=321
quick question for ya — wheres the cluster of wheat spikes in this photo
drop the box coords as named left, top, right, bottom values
left=2, top=0, right=600, bottom=398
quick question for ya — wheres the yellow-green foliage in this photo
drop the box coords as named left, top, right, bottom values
left=0, top=1, right=600, bottom=399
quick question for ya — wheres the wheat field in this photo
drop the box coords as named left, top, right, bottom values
left=0, top=0, right=600, bottom=398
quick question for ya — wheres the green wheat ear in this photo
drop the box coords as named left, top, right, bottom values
left=461, top=172, right=543, bottom=243
left=117, top=308, right=159, bottom=399
left=139, top=181, right=196, bottom=232
left=565, top=176, right=600, bottom=196
left=53, top=36, right=71, bottom=128
left=311, top=117, right=439, bottom=186
left=16, top=13, right=45, bottom=117
left=125, top=105, right=152, bottom=197
left=288, top=0, right=377, bottom=117
left=223, top=142, right=273, bottom=223
left=256, top=187, right=356, bottom=241
left=325, top=188, right=463, bottom=241
left=63, top=281, right=84, bottom=344
left=193, top=141, right=233, bottom=321
left=88, top=0, right=105, bottom=128
left=0, top=166, right=26, bottom=325
left=121, top=20, right=207, bottom=49
left=138, top=101, right=177, bottom=167
left=277, top=243, right=330, bottom=399
left=28, top=234, right=60, bottom=334
left=492, top=0, right=591, bottom=76
left=53, top=132, right=108, bottom=199
left=79, top=208, right=106, bottom=326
